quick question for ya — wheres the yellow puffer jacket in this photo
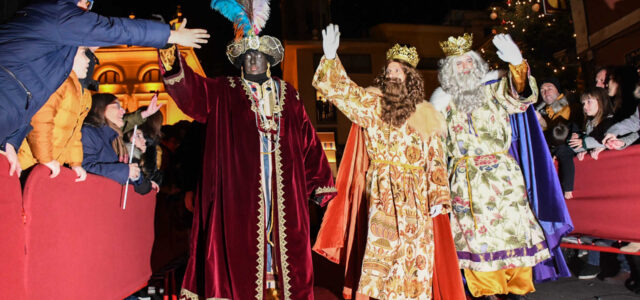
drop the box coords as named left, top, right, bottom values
left=18, top=71, right=92, bottom=169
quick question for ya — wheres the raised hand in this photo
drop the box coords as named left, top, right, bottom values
left=167, top=18, right=210, bottom=49
left=141, top=93, right=163, bottom=119
left=322, top=24, right=340, bottom=59
left=493, top=34, right=523, bottom=65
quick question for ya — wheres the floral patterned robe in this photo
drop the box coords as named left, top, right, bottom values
left=433, top=70, right=551, bottom=272
left=313, top=56, right=451, bottom=299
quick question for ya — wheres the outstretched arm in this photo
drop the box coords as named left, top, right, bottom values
left=56, top=3, right=208, bottom=49
left=491, top=34, right=538, bottom=114
left=159, top=45, right=225, bottom=123
left=312, top=24, right=379, bottom=128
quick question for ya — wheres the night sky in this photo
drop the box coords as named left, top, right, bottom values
left=91, top=0, right=493, bottom=76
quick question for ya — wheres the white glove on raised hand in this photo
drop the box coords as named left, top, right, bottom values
left=493, top=34, right=523, bottom=66
left=322, top=24, right=340, bottom=60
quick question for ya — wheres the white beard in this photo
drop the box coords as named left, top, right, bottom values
left=443, top=72, right=486, bottom=114
left=430, top=70, right=502, bottom=114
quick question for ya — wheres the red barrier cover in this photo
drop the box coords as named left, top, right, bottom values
left=22, top=164, right=156, bottom=299
left=566, top=145, right=640, bottom=243
left=0, top=156, right=27, bottom=299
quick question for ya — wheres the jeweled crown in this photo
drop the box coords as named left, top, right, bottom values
left=386, top=44, right=419, bottom=68
left=439, top=33, right=473, bottom=57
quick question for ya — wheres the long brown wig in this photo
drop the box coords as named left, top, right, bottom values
left=374, top=59, right=425, bottom=127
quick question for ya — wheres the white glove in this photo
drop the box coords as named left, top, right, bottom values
left=430, top=204, right=443, bottom=218
left=322, top=24, right=340, bottom=60
left=492, top=34, right=523, bottom=66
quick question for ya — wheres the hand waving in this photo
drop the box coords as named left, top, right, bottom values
left=141, top=93, right=163, bottom=119
left=322, top=24, right=340, bottom=59
left=493, top=34, right=523, bottom=65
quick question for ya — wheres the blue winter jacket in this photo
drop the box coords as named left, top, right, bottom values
left=0, top=0, right=170, bottom=148
left=81, top=123, right=139, bottom=185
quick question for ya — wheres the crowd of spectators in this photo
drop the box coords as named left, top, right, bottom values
left=2, top=0, right=640, bottom=297
left=535, top=64, right=640, bottom=289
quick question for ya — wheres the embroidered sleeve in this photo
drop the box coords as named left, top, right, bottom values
left=158, top=45, right=222, bottom=123
left=312, top=56, right=379, bottom=128
left=159, top=45, right=177, bottom=72
left=508, top=60, right=529, bottom=93
left=427, top=136, right=451, bottom=214
left=299, top=98, right=337, bottom=206
left=490, top=62, right=538, bottom=115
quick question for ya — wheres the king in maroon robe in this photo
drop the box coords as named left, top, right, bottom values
left=159, top=41, right=336, bottom=300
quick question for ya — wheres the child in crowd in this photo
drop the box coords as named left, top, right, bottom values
left=17, top=47, right=93, bottom=181
left=0, top=0, right=208, bottom=177
left=124, top=127, right=159, bottom=194
left=556, top=88, right=613, bottom=199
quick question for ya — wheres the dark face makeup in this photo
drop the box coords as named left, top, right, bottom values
left=243, top=50, right=269, bottom=75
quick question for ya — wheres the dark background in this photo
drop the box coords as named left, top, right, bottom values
left=1, top=0, right=493, bottom=76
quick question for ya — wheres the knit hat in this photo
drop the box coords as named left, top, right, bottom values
left=541, top=77, right=562, bottom=92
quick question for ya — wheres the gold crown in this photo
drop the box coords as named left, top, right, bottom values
left=439, top=33, right=473, bottom=57
left=386, top=44, right=419, bottom=68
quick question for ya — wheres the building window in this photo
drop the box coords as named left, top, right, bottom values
left=98, top=70, right=120, bottom=84
left=142, top=69, right=161, bottom=82
left=316, top=90, right=337, bottom=123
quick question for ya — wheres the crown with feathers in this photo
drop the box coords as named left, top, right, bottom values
left=211, top=0, right=284, bottom=67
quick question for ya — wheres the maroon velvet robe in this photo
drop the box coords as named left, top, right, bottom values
left=160, top=50, right=337, bottom=300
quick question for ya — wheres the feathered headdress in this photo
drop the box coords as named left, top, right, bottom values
left=210, top=0, right=270, bottom=40
left=211, top=0, right=283, bottom=67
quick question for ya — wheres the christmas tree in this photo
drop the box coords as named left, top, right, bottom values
left=484, top=0, right=579, bottom=91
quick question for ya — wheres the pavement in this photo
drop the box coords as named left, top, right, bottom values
left=312, top=250, right=640, bottom=300
left=527, top=276, right=640, bottom=300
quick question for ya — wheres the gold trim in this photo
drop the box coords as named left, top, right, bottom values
left=315, top=186, right=337, bottom=194
left=275, top=144, right=291, bottom=300
left=240, top=79, right=258, bottom=113
left=163, top=66, right=185, bottom=86
left=386, top=44, right=419, bottom=68
left=439, top=33, right=473, bottom=57
left=228, top=76, right=236, bottom=88
left=255, top=159, right=266, bottom=299
left=180, top=288, right=231, bottom=300
left=241, top=79, right=287, bottom=115
left=370, top=159, right=424, bottom=171
left=226, top=35, right=284, bottom=66
left=159, top=45, right=177, bottom=72
left=279, top=79, right=287, bottom=113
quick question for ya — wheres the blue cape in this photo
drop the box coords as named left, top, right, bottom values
left=509, top=106, right=574, bottom=282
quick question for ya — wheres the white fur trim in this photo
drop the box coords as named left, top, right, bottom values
left=429, top=87, right=451, bottom=113
left=482, top=70, right=501, bottom=82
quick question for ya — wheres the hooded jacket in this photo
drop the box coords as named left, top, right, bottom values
left=18, top=71, right=91, bottom=169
